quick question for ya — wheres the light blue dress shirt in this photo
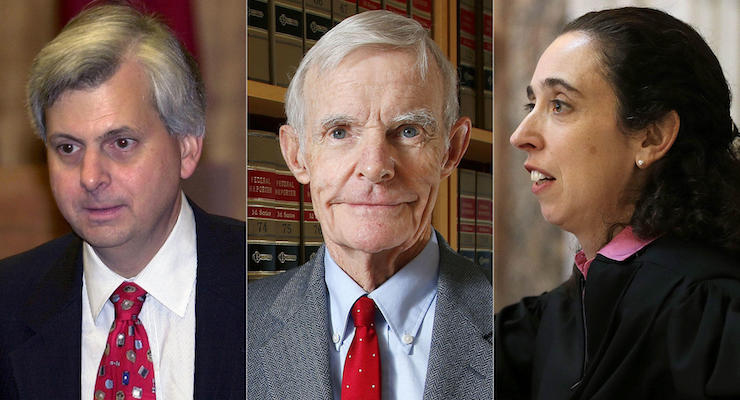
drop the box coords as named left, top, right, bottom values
left=325, top=233, right=439, bottom=400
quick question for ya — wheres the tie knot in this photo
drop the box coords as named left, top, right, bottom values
left=110, top=282, right=147, bottom=320
left=351, top=296, right=376, bottom=327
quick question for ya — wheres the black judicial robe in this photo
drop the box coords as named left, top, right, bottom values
left=495, top=236, right=740, bottom=399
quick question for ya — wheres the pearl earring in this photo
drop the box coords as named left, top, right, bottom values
left=637, top=160, right=645, bottom=168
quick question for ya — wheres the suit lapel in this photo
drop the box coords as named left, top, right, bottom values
left=192, top=203, right=246, bottom=399
left=11, top=238, right=83, bottom=398
left=255, top=250, right=334, bottom=399
left=423, top=236, right=493, bottom=400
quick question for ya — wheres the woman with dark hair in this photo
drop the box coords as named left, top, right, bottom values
left=497, top=7, right=740, bottom=399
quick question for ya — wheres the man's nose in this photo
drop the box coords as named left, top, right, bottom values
left=357, top=135, right=395, bottom=184
left=79, top=150, right=110, bottom=193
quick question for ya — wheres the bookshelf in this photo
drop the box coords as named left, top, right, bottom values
left=247, top=0, right=492, bottom=277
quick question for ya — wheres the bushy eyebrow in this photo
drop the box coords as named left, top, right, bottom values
left=319, top=115, right=357, bottom=131
left=389, top=109, right=439, bottom=133
left=527, top=77, right=582, bottom=100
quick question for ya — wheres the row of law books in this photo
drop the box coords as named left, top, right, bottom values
left=458, top=0, right=492, bottom=130
left=458, top=168, right=492, bottom=271
left=248, top=0, right=433, bottom=88
left=248, top=131, right=323, bottom=273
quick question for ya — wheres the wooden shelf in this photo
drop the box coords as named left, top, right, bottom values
left=248, top=270, right=285, bottom=281
left=248, top=80, right=287, bottom=118
left=466, top=127, right=492, bottom=164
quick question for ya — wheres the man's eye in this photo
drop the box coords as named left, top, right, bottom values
left=115, top=138, right=133, bottom=149
left=57, top=143, right=79, bottom=154
left=331, top=128, right=347, bottom=139
left=400, top=126, right=419, bottom=138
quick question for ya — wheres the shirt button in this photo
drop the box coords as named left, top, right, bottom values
left=402, top=334, right=414, bottom=344
left=332, top=333, right=341, bottom=344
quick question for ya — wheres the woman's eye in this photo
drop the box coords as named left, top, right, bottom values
left=330, top=128, right=347, bottom=139
left=401, top=126, right=419, bottom=138
left=524, top=102, right=535, bottom=112
left=551, top=99, right=567, bottom=113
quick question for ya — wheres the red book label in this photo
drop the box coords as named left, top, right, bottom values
left=358, top=0, right=381, bottom=10
left=459, top=222, right=475, bottom=233
left=248, top=169, right=274, bottom=200
left=459, top=7, right=475, bottom=35
left=248, top=205, right=275, bottom=218
left=460, top=35, right=475, bottom=50
left=412, top=0, right=431, bottom=13
left=459, top=196, right=476, bottom=219
left=303, top=210, right=318, bottom=222
left=484, top=12, right=492, bottom=38
left=275, top=208, right=300, bottom=221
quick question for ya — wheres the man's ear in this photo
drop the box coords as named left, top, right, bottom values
left=440, top=116, right=472, bottom=179
left=179, top=134, right=204, bottom=179
left=279, top=124, right=310, bottom=184
left=634, top=110, right=680, bottom=169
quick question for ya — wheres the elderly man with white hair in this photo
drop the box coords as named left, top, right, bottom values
left=248, top=10, right=492, bottom=400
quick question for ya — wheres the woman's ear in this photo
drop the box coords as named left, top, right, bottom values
left=635, top=110, right=679, bottom=168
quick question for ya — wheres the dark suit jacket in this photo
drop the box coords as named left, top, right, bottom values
left=248, top=231, right=492, bottom=399
left=0, top=201, right=245, bottom=399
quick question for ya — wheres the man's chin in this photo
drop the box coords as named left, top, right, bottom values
left=74, top=226, right=130, bottom=250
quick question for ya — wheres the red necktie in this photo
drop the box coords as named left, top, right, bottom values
left=341, top=296, right=381, bottom=400
left=94, top=282, right=156, bottom=400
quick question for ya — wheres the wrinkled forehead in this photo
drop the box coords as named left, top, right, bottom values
left=305, top=46, right=436, bottom=89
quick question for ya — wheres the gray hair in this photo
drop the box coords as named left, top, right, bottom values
left=285, top=10, right=459, bottom=147
left=27, top=4, right=205, bottom=141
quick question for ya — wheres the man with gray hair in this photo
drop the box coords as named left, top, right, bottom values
left=248, top=10, right=492, bottom=399
left=0, top=4, right=244, bottom=399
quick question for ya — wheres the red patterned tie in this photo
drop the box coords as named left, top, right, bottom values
left=94, top=282, right=156, bottom=400
left=341, top=296, right=381, bottom=400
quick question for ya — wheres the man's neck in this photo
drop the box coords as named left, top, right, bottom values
left=326, top=229, right=433, bottom=292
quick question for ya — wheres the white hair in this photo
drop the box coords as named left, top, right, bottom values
left=284, top=10, right=459, bottom=148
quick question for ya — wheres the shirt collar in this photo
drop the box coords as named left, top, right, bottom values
left=575, top=226, right=657, bottom=278
left=84, top=192, right=197, bottom=320
left=325, top=233, right=439, bottom=354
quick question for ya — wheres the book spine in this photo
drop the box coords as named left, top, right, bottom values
left=247, top=130, right=277, bottom=271
left=302, top=184, right=323, bottom=263
left=274, top=169, right=302, bottom=269
left=332, top=0, right=357, bottom=26
left=410, top=0, right=432, bottom=33
left=458, top=168, right=477, bottom=263
left=458, top=0, right=476, bottom=123
left=270, top=0, right=304, bottom=87
left=248, top=0, right=271, bottom=83
left=475, top=171, right=493, bottom=270
left=384, top=0, right=409, bottom=16
left=483, top=3, right=492, bottom=130
left=358, top=0, right=381, bottom=13
left=304, top=0, right=332, bottom=52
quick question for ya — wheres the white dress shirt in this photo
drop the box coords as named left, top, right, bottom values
left=81, top=193, right=197, bottom=400
left=325, top=233, right=439, bottom=400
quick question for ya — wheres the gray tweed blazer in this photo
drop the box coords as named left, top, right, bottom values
left=247, top=231, right=492, bottom=399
